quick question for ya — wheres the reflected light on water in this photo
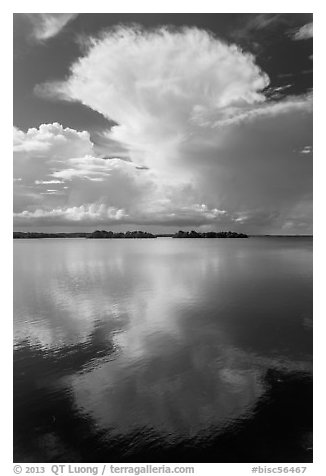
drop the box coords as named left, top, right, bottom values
left=14, top=238, right=312, bottom=462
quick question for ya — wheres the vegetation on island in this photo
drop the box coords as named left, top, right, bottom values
left=13, top=230, right=157, bottom=239
left=13, top=229, right=249, bottom=239
left=13, top=232, right=89, bottom=239
left=172, top=230, right=248, bottom=238
left=88, top=230, right=156, bottom=239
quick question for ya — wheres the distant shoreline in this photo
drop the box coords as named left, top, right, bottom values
left=14, top=230, right=248, bottom=239
left=13, top=231, right=312, bottom=239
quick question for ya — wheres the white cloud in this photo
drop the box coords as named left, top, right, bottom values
left=26, top=13, right=78, bottom=41
left=13, top=123, right=95, bottom=186
left=13, top=123, right=160, bottom=225
left=300, top=145, right=312, bottom=155
left=292, top=22, right=313, bottom=41
left=14, top=204, right=128, bottom=224
left=13, top=200, right=232, bottom=228
left=51, top=156, right=138, bottom=181
left=35, top=180, right=64, bottom=185
left=14, top=123, right=93, bottom=157
left=208, top=93, right=312, bottom=127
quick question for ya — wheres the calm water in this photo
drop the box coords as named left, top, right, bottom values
left=13, top=238, right=313, bottom=463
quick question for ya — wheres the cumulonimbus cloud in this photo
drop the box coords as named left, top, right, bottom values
left=17, top=26, right=313, bottom=233
left=36, top=27, right=270, bottom=171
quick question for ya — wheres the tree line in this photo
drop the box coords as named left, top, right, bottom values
left=13, top=230, right=248, bottom=239
left=172, top=230, right=248, bottom=238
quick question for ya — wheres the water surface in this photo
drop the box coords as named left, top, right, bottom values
left=13, top=237, right=313, bottom=462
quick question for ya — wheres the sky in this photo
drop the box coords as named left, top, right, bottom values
left=13, top=13, right=313, bottom=233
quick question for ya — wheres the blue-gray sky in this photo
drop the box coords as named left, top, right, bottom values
left=13, top=13, right=313, bottom=233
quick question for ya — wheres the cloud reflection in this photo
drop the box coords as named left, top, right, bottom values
left=14, top=238, right=312, bottom=461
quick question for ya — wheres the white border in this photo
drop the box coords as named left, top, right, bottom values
left=3, top=2, right=324, bottom=474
